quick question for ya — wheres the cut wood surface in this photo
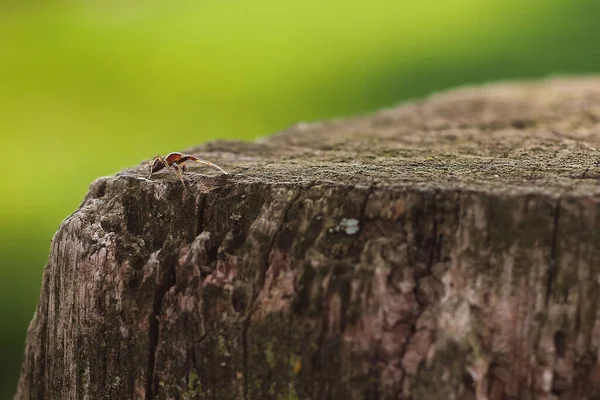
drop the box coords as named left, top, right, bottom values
left=16, top=77, right=600, bottom=400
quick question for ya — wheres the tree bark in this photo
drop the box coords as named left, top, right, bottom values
left=16, top=77, right=600, bottom=400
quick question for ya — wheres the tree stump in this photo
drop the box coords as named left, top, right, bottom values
left=15, top=77, right=600, bottom=400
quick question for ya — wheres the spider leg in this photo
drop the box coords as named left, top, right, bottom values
left=172, top=163, right=186, bottom=186
left=157, top=155, right=169, bottom=169
left=146, top=157, right=156, bottom=178
left=190, top=158, right=229, bottom=174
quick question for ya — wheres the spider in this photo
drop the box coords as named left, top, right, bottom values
left=147, top=152, right=228, bottom=184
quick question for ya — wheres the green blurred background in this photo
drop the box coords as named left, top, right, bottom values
left=1, top=0, right=600, bottom=396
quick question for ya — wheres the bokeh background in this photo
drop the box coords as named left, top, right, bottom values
left=2, top=0, right=600, bottom=396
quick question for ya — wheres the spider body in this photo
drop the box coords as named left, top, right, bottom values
left=148, top=152, right=228, bottom=184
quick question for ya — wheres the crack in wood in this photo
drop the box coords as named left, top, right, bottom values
left=146, top=246, right=181, bottom=398
left=243, top=185, right=304, bottom=400
left=545, top=197, right=561, bottom=307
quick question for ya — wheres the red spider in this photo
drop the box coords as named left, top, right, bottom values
left=147, top=152, right=228, bottom=184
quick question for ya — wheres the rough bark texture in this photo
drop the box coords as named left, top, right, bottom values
left=16, top=77, right=600, bottom=400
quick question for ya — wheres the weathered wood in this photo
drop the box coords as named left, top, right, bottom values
left=16, top=77, right=600, bottom=399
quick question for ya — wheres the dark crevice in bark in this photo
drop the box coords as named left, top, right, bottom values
left=314, top=272, right=332, bottom=400
left=195, top=194, right=207, bottom=237
left=51, top=255, right=62, bottom=398
left=582, top=158, right=600, bottom=180
left=190, top=349, right=200, bottom=387
left=312, top=187, right=372, bottom=399
left=242, top=185, right=304, bottom=400
left=421, top=189, right=441, bottom=297
left=311, top=190, right=361, bottom=398
left=430, top=190, right=440, bottom=271
left=242, top=320, right=249, bottom=400
left=146, top=254, right=177, bottom=400
left=36, top=276, right=50, bottom=400
left=581, top=167, right=590, bottom=179
left=145, top=281, right=161, bottom=400
left=397, top=190, right=441, bottom=394
left=546, top=198, right=561, bottom=306
left=358, top=185, right=374, bottom=233
left=287, top=311, right=294, bottom=399
left=349, top=185, right=374, bottom=255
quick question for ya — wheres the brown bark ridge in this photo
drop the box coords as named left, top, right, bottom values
left=15, top=77, right=600, bottom=400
